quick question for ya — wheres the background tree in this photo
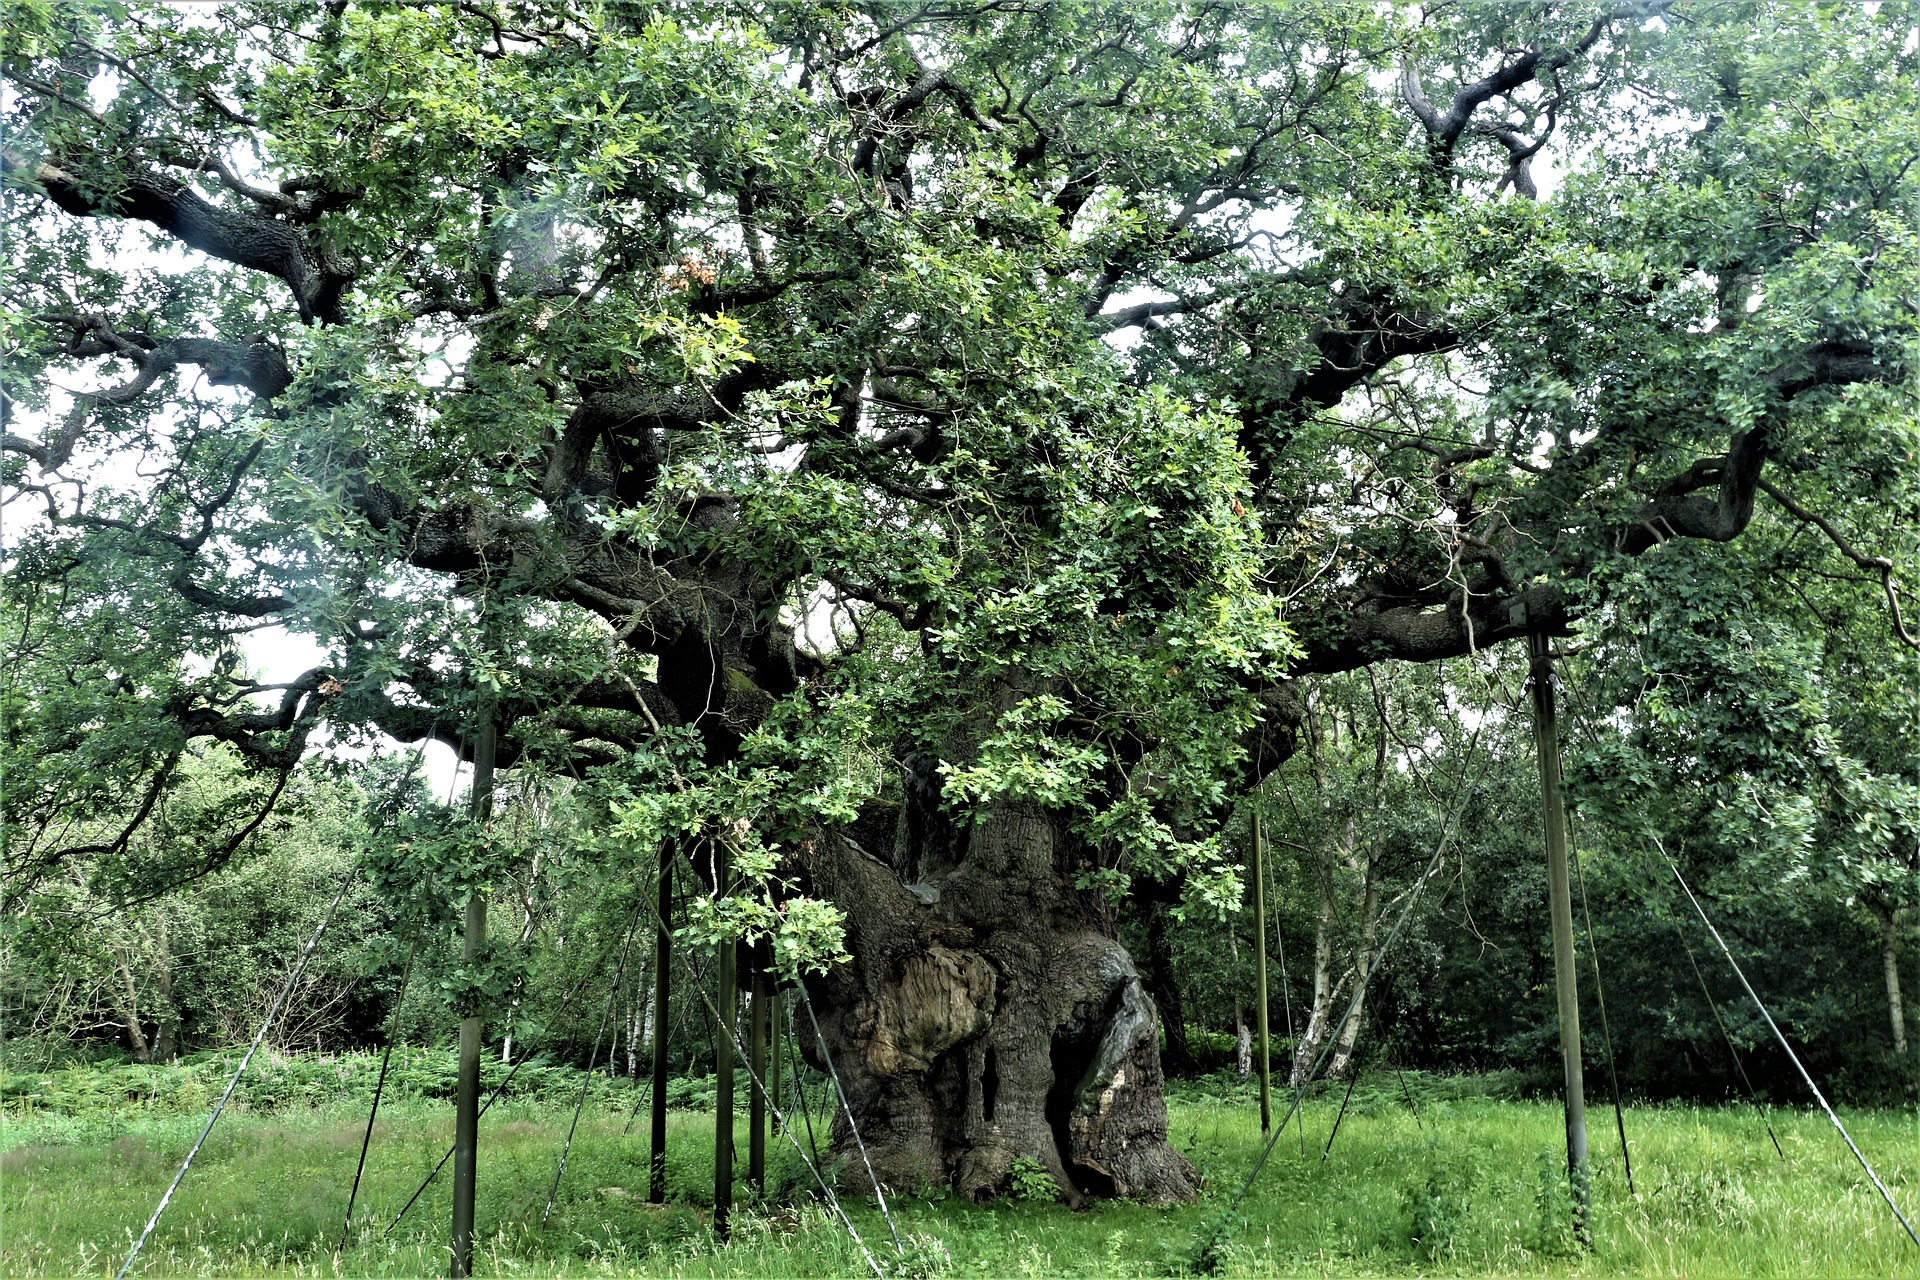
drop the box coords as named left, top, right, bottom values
left=1, top=754, right=397, bottom=1063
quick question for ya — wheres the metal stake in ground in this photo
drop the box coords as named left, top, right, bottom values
left=341, top=939, right=418, bottom=1250
left=1528, top=628, right=1590, bottom=1248
left=650, top=837, right=674, bottom=1204
left=648, top=887, right=888, bottom=1280
left=785, top=1009, right=824, bottom=1170
left=1264, top=840, right=1301, bottom=1156
left=1322, top=983, right=1387, bottom=1163
left=117, top=718, right=441, bottom=1280
left=384, top=925, right=642, bottom=1238
left=625, top=964, right=700, bottom=1136
left=542, top=908, right=643, bottom=1227
left=796, top=981, right=905, bottom=1254
left=451, top=699, right=496, bottom=1280
left=1395, top=1061, right=1423, bottom=1130
left=1662, top=845, right=1920, bottom=1251
left=1666, top=908, right=1785, bottom=1159
left=115, top=866, right=360, bottom=1280
left=1572, top=841, right=1634, bottom=1196
left=1322, top=1060, right=1363, bottom=1162
left=1252, top=815, right=1274, bottom=1133
left=1225, top=713, right=1492, bottom=1227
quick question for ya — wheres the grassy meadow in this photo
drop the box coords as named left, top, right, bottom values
left=2, top=1065, right=1917, bottom=1278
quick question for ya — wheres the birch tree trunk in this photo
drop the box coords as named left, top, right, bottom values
left=1230, top=929, right=1251, bottom=1076
left=1325, top=862, right=1381, bottom=1081
left=1874, top=902, right=1908, bottom=1057
left=1290, top=816, right=1347, bottom=1087
left=643, top=969, right=658, bottom=1050
left=628, top=970, right=645, bottom=1079
left=110, top=950, right=150, bottom=1063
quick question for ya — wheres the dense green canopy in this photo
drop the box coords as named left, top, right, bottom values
left=4, top=0, right=1916, bottom=976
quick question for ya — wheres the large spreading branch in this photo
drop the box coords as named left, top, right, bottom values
left=4, top=317, right=290, bottom=473
left=1398, top=7, right=1633, bottom=174
left=1759, top=478, right=1918, bottom=651
left=3, top=151, right=354, bottom=323
left=1257, top=322, right=1911, bottom=773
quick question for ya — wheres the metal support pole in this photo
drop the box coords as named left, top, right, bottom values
left=451, top=704, right=496, bottom=1279
left=714, top=844, right=736, bottom=1241
left=748, top=946, right=768, bottom=1195
left=649, top=840, right=673, bottom=1204
left=1530, top=629, right=1590, bottom=1246
left=1253, top=816, right=1274, bottom=1134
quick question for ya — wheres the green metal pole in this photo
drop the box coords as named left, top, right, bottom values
left=649, top=840, right=672, bottom=1204
left=713, top=844, right=736, bottom=1241
left=1253, top=816, right=1273, bottom=1134
left=450, top=702, right=495, bottom=1279
left=1530, top=629, right=1591, bottom=1247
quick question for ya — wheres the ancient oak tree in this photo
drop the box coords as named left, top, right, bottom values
left=5, top=1, right=1915, bottom=1202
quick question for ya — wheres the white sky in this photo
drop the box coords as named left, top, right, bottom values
left=239, top=626, right=470, bottom=800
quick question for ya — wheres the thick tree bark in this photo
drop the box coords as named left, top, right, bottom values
left=8, top=22, right=1910, bottom=1236
left=798, top=796, right=1196, bottom=1204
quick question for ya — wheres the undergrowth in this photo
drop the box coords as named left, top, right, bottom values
left=2, top=1059, right=1916, bottom=1277
left=1, top=1050, right=755, bottom=1122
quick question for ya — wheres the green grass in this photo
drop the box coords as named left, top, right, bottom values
left=3, top=1080, right=1917, bottom=1277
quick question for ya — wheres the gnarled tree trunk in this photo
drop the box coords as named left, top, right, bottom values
left=797, top=795, right=1196, bottom=1205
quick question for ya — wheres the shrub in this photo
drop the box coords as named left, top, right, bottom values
left=1180, top=1208, right=1244, bottom=1276
left=1006, top=1156, right=1056, bottom=1203
left=1407, top=1154, right=1477, bottom=1261
left=885, top=1232, right=954, bottom=1278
